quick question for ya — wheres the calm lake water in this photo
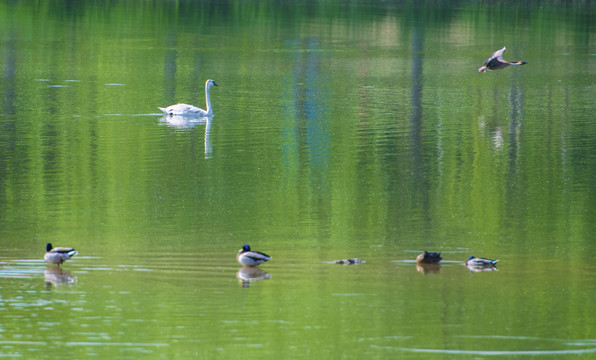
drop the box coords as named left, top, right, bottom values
left=1, top=0, right=595, bottom=359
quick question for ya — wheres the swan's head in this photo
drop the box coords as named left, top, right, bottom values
left=206, top=79, right=219, bottom=87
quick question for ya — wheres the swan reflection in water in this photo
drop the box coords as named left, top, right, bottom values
left=236, top=267, right=271, bottom=288
left=44, top=267, right=77, bottom=287
left=159, top=115, right=213, bottom=157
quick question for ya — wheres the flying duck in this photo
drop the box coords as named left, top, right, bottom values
left=478, top=47, right=526, bottom=72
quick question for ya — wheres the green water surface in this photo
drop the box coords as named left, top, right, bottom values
left=1, top=0, right=595, bottom=359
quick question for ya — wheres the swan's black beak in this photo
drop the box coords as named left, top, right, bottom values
left=213, top=82, right=219, bottom=86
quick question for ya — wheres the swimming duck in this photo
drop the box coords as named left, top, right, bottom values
left=478, top=47, right=527, bottom=72
left=335, top=258, right=365, bottom=265
left=237, top=244, right=271, bottom=267
left=466, top=256, right=499, bottom=267
left=44, top=243, right=78, bottom=266
left=159, top=79, right=218, bottom=116
left=416, top=251, right=443, bottom=264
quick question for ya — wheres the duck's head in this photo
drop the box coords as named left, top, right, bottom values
left=46, top=243, right=53, bottom=252
left=240, top=244, right=251, bottom=253
left=468, top=256, right=476, bottom=261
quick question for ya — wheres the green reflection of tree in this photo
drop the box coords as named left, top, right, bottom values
left=0, top=0, right=593, bottom=256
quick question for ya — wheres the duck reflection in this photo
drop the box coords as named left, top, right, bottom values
left=236, top=267, right=271, bottom=288
left=416, top=263, right=441, bottom=274
left=44, top=267, right=77, bottom=287
left=159, top=115, right=212, bottom=157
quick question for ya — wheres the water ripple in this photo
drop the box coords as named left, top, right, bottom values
left=65, top=342, right=169, bottom=347
left=396, top=347, right=596, bottom=355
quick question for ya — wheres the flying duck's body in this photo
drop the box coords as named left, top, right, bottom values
left=478, top=47, right=526, bottom=72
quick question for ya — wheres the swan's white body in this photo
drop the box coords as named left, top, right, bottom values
left=159, top=79, right=218, bottom=116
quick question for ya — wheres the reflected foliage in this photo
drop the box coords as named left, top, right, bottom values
left=0, top=0, right=595, bottom=358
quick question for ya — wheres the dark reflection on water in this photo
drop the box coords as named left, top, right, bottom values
left=409, top=12, right=428, bottom=228
left=416, top=263, right=441, bottom=275
left=2, top=28, right=16, bottom=116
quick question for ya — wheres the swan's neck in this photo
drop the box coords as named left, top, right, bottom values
left=204, top=84, right=213, bottom=115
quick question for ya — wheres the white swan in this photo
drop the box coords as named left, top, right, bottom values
left=159, top=79, right=218, bottom=116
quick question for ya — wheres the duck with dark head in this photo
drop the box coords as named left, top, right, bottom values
left=478, top=47, right=527, bottom=72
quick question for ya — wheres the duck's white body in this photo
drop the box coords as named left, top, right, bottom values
left=159, top=79, right=218, bottom=116
left=44, top=243, right=78, bottom=266
left=466, top=256, right=499, bottom=267
left=237, top=244, right=271, bottom=267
